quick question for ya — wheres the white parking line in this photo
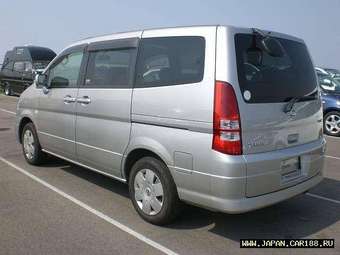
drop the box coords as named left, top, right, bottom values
left=0, top=108, right=16, bottom=115
left=325, top=155, right=340, bottom=161
left=0, top=156, right=179, bottom=255
left=306, top=193, right=340, bottom=205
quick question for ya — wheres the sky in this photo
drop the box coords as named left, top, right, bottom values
left=0, top=0, right=339, bottom=69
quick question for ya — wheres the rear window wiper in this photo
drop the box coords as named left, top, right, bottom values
left=283, top=91, right=318, bottom=113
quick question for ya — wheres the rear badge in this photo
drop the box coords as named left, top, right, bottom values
left=243, top=90, right=251, bottom=101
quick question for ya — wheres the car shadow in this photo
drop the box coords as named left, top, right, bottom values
left=53, top=159, right=130, bottom=199
left=41, top=157, right=340, bottom=241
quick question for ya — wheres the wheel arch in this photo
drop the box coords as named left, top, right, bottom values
left=323, top=107, right=340, bottom=116
left=18, top=117, right=34, bottom=143
left=122, top=138, right=173, bottom=181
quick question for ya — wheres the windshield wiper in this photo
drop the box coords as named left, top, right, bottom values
left=283, top=92, right=318, bottom=113
left=252, top=28, right=285, bottom=57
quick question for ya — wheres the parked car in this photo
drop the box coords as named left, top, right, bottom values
left=323, top=68, right=340, bottom=78
left=0, top=46, right=56, bottom=96
left=315, top=67, right=330, bottom=75
left=16, top=25, right=325, bottom=225
left=317, top=72, right=340, bottom=136
left=315, top=67, right=340, bottom=78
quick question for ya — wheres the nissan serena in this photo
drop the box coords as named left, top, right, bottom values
left=16, top=25, right=325, bottom=225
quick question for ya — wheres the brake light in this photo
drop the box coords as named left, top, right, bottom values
left=212, top=81, right=242, bottom=155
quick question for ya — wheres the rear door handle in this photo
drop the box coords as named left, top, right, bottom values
left=63, top=95, right=76, bottom=104
left=77, top=96, right=91, bottom=105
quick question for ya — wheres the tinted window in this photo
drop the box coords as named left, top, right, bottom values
left=48, top=51, right=83, bottom=88
left=85, top=49, right=135, bottom=88
left=13, top=61, right=25, bottom=72
left=135, top=36, right=205, bottom=87
left=235, top=34, right=317, bottom=103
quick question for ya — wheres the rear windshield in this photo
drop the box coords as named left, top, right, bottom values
left=235, top=34, right=317, bottom=103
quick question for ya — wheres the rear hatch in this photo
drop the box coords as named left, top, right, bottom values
left=233, top=32, right=323, bottom=197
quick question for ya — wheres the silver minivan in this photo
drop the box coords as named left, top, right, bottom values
left=16, top=25, right=325, bottom=225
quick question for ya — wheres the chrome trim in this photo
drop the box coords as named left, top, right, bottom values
left=132, top=113, right=212, bottom=133
left=170, top=165, right=245, bottom=180
left=38, top=131, right=74, bottom=143
left=76, top=142, right=123, bottom=156
left=42, top=149, right=127, bottom=183
left=38, top=131, right=123, bottom=156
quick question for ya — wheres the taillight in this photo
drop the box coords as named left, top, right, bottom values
left=212, top=81, right=242, bottom=155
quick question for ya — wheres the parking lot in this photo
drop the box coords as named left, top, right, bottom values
left=0, top=94, right=339, bottom=255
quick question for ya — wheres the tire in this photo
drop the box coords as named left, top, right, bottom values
left=4, top=83, right=12, bottom=96
left=324, top=111, right=340, bottom=137
left=129, top=156, right=181, bottom=225
left=21, top=122, right=46, bottom=165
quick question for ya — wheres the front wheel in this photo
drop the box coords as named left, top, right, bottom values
left=324, top=111, right=340, bottom=136
left=21, top=122, right=46, bottom=165
left=129, top=157, right=181, bottom=225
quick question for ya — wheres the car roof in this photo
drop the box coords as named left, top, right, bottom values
left=65, top=24, right=304, bottom=51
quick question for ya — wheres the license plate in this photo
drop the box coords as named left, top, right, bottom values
left=281, top=157, right=301, bottom=183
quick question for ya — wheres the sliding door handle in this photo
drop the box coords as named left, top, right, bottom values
left=77, top=96, right=91, bottom=105
left=63, top=95, right=76, bottom=104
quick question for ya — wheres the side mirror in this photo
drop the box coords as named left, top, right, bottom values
left=36, top=74, right=49, bottom=94
left=320, top=79, right=334, bottom=91
left=261, top=37, right=285, bottom=57
left=37, top=74, right=48, bottom=87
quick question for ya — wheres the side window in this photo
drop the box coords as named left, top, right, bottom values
left=13, top=61, right=25, bottom=72
left=48, top=52, right=83, bottom=88
left=135, top=36, right=205, bottom=87
left=85, top=48, right=135, bottom=88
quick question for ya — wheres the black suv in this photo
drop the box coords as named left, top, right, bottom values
left=0, top=46, right=56, bottom=95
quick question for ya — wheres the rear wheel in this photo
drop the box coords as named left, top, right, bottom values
left=324, top=111, right=340, bottom=136
left=4, top=83, right=12, bottom=96
left=129, top=156, right=181, bottom=225
left=21, top=122, right=46, bottom=165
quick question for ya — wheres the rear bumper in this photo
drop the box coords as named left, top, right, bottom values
left=206, top=172, right=322, bottom=213
left=171, top=138, right=325, bottom=213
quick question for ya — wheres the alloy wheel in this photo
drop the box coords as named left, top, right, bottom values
left=134, top=168, right=164, bottom=215
left=325, top=114, right=340, bottom=135
left=23, top=129, right=35, bottom=160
